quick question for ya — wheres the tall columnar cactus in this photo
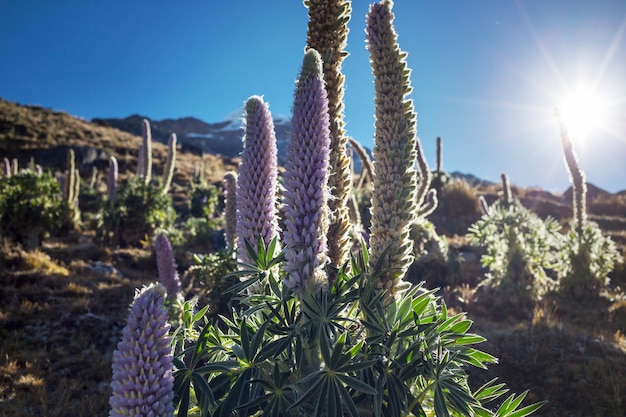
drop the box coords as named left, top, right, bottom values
left=107, top=156, right=118, bottom=201
left=223, top=171, right=238, bottom=250
left=139, top=119, right=153, bottom=184
left=556, top=109, right=587, bottom=234
left=236, top=96, right=280, bottom=265
left=155, top=233, right=182, bottom=301
left=366, top=0, right=427, bottom=294
left=161, top=133, right=177, bottom=195
left=306, top=0, right=353, bottom=272
left=282, top=49, right=331, bottom=294
left=109, top=284, right=174, bottom=417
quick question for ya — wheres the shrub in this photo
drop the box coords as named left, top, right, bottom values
left=468, top=200, right=563, bottom=310
left=431, top=179, right=482, bottom=236
left=0, top=170, right=63, bottom=250
left=558, top=222, right=622, bottom=297
left=97, top=176, right=176, bottom=247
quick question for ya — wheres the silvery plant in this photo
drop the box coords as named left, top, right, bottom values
left=109, top=1, right=543, bottom=416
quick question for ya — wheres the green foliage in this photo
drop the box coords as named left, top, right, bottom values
left=0, top=170, right=63, bottom=250
left=170, top=240, right=543, bottom=417
left=189, top=178, right=220, bottom=219
left=558, top=222, right=622, bottom=297
left=468, top=200, right=563, bottom=307
left=97, top=176, right=176, bottom=247
left=187, top=248, right=239, bottom=319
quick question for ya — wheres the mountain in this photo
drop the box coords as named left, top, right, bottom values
left=92, top=112, right=292, bottom=164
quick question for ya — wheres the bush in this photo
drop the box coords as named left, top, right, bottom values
left=188, top=178, right=219, bottom=219
left=0, top=170, right=63, bottom=250
left=97, top=176, right=176, bottom=247
left=468, top=199, right=563, bottom=310
left=558, top=222, right=622, bottom=297
left=431, top=179, right=482, bottom=236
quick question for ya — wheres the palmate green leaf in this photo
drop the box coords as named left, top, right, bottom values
left=434, top=384, right=451, bottom=417
left=192, top=372, right=214, bottom=417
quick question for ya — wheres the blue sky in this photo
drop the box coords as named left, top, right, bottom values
left=1, top=1, right=625, bottom=193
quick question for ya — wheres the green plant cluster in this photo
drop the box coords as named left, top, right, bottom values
left=559, top=222, right=622, bottom=297
left=468, top=199, right=562, bottom=306
left=189, top=177, right=220, bottom=220
left=171, top=239, right=542, bottom=417
left=97, top=176, right=176, bottom=247
left=0, top=170, right=63, bottom=250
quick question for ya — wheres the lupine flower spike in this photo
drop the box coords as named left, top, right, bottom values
left=155, top=233, right=182, bottom=301
left=236, top=96, right=280, bottom=265
left=366, top=0, right=419, bottom=295
left=223, top=171, right=238, bottom=251
left=140, top=119, right=153, bottom=184
left=108, top=156, right=118, bottom=201
left=109, top=283, right=174, bottom=417
left=306, top=0, right=353, bottom=272
left=282, top=49, right=331, bottom=294
left=556, top=107, right=587, bottom=234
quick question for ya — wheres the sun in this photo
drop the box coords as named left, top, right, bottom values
left=557, top=85, right=610, bottom=141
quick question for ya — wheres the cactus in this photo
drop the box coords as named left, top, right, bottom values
left=306, top=0, right=353, bottom=272
left=160, top=133, right=176, bottom=195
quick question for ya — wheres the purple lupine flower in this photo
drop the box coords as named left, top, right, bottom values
left=108, top=156, right=118, bottom=201
left=109, top=284, right=174, bottom=417
left=282, top=49, right=331, bottom=293
left=223, top=171, right=238, bottom=250
left=155, top=233, right=181, bottom=300
left=236, top=96, right=280, bottom=264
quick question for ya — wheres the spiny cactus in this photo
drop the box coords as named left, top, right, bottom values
left=282, top=49, right=331, bottom=294
left=236, top=96, right=280, bottom=265
left=306, top=0, right=353, bottom=272
left=109, top=284, right=174, bottom=417
left=223, top=171, right=238, bottom=250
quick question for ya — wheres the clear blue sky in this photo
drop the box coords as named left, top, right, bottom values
left=1, top=1, right=625, bottom=193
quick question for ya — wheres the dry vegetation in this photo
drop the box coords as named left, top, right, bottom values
left=1, top=98, right=625, bottom=416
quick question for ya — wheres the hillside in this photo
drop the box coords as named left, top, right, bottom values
left=0, top=98, right=625, bottom=417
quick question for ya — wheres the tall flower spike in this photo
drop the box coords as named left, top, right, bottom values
left=3, top=157, right=11, bottom=177
left=155, top=233, right=182, bottom=300
left=140, top=119, right=153, bottom=184
left=109, top=284, right=174, bottom=417
left=556, top=108, right=587, bottom=234
left=306, top=0, right=353, bottom=272
left=283, top=49, right=331, bottom=293
left=223, top=171, right=238, bottom=250
left=236, top=96, right=280, bottom=264
left=161, top=133, right=177, bottom=195
left=108, top=156, right=118, bottom=201
left=366, top=0, right=419, bottom=294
